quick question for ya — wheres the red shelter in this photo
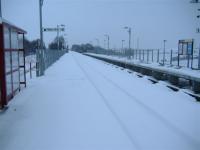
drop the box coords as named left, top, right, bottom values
left=0, top=19, right=26, bottom=109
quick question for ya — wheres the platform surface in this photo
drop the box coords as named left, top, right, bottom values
left=0, top=52, right=199, bottom=150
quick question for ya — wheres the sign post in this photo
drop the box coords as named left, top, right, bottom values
left=43, top=27, right=65, bottom=32
left=43, top=27, right=65, bottom=50
left=198, top=46, right=200, bottom=69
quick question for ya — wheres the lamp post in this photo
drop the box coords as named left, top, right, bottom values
left=190, top=0, right=200, bottom=69
left=163, top=40, right=167, bottom=65
left=95, top=38, right=100, bottom=46
left=39, top=0, right=44, bottom=49
left=63, top=34, right=68, bottom=49
left=124, top=26, right=132, bottom=59
left=39, top=0, right=45, bottom=76
left=104, top=34, right=110, bottom=50
left=122, top=40, right=125, bottom=49
left=104, top=39, right=106, bottom=49
left=198, top=45, right=200, bottom=69
left=0, top=0, right=2, bottom=18
left=104, top=34, right=110, bottom=55
left=122, top=40, right=125, bottom=57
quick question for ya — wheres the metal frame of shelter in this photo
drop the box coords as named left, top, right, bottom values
left=0, top=19, right=27, bottom=109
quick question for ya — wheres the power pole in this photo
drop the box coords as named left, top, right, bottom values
left=39, top=0, right=44, bottom=49
left=39, top=0, right=45, bottom=76
left=190, top=0, right=200, bottom=69
left=0, top=0, right=2, bottom=18
left=163, top=40, right=167, bottom=65
left=198, top=45, right=200, bottom=69
left=104, top=34, right=110, bottom=50
left=124, top=27, right=132, bottom=59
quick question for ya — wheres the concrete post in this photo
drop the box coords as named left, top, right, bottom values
left=39, top=0, right=45, bottom=76
left=198, top=48, right=200, bottom=69
left=0, top=0, right=2, bottom=18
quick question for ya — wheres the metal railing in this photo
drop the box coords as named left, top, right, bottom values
left=91, top=48, right=200, bottom=70
left=36, top=49, right=66, bottom=76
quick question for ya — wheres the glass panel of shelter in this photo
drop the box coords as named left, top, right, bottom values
left=3, top=26, right=12, bottom=97
left=11, top=29, right=20, bottom=92
left=3, top=26, right=23, bottom=97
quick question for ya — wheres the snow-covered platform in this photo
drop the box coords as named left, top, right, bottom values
left=0, top=52, right=200, bottom=150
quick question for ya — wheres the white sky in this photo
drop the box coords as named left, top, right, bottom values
left=2, top=0, right=200, bottom=49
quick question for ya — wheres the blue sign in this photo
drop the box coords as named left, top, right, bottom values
left=178, top=39, right=193, bottom=55
left=187, top=43, right=193, bottom=55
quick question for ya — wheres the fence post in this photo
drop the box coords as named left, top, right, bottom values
left=36, top=49, right=40, bottom=77
left=157, top=49, right=160, bottom=63
left=187, top=54, right=190, bottom=68
left=170, top=49, right=173, bottom=66
left=163, top=48, right=166, bottom=66
left=147, top=50, right=149, bottom=63
left=178, top=53, right=180, bottom=67
left=198, top=48, right=200, bottom=69
left=191, top=50, right=193, bottom=69
left=136, top=49, right=138, bottom=60
left=143, top=50, right=145, bottom=61
left=30, top=62, right=32, bottom=79
left=152, top=50, right=154, bottom=62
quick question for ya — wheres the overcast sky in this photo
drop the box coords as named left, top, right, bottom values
left=2, top=0, right=200, bottom=49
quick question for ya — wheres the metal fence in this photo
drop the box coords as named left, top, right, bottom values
left=44, top=49, right=66, bottom=69
left=92, top=48, right=200, bottom=70
left=36, top=49, right=66, bottom=76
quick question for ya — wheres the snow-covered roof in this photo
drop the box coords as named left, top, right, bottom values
left=0, top=17, right=26, bottom=34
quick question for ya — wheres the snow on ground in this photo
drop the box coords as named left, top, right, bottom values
left=0, top=51, right=200, bottom=150
left=25, top=55, right=36, bottom=72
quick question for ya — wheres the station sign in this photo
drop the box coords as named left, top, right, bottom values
left=43, top=28, right=65, bottom=32
left=178, top=39, right=194, bottom=55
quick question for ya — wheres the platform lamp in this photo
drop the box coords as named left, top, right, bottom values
left=104, top=34, right=110, bottom=50
left=122, top=40, right=125, bottom=57
left=124, top=26, right=132, bottom=59
left=163, top=40, right=167, bottom=66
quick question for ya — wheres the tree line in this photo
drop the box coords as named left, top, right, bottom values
left=24, top=36, right=67, bottom=56
left=71, top=43, right=94, bottom=53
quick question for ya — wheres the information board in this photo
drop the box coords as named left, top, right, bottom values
left=178, top=39, right=194, bottom=55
